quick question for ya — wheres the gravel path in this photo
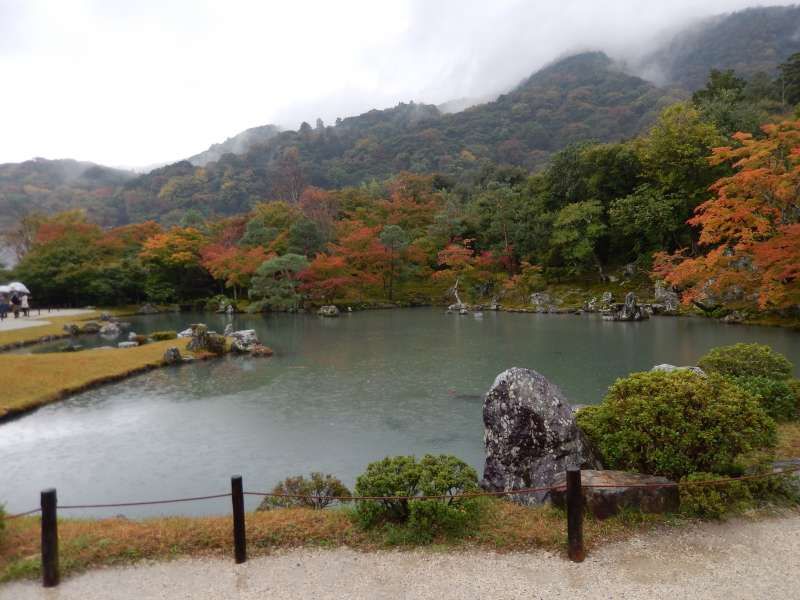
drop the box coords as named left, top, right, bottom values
left=4, top=514, right=799, bottom=600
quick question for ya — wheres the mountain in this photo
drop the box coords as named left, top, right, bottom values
left=2, top=5, right=797, bottom=228
left=639, top=5, right=800, bottom=90
left=186, top=124, right=281, bottom=167
left=0, top=158, right=136, bottom=229
left=103, top=51, right=683, bottom=224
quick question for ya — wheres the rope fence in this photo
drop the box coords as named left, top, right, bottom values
left=7, top=464, right=799, bottom=587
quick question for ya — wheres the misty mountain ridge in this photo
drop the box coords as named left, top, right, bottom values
left=187, top=124, right=282, bottom=167
left=2, top=4, right=798, bottom=227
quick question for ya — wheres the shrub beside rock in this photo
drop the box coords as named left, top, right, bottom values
left=576, top=371, right=776, bottom=480
left=697, top=343, right=798, bottom=422
left=354, top=455, right=482, bottom=542
left=698, top=343, right=792, bottom=380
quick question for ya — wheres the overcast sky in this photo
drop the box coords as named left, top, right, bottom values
left=0, top=0, right=792, bottom=168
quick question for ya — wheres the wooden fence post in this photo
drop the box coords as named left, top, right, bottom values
left=231, top=475, right=247, bottom=564
left=566, top=468, right=585, bottom=562
left=41, top=488, right=59, bottom=587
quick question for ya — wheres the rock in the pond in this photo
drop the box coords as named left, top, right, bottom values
left=317, top=305, right=340, bottom=317
left=601, top=291, right=614, bottom=305
left=117, top=341, right=138, bottom=348
left=223, top=323, right=234, bottom=336
left=651, top=364, right=706, bottom=377
left=721, top=310, right=745, bottom=324
left=177, top=327, right=193, bottom=338
left=250, top=344, right=274, bottom=357
left=230, top=329, right=259, bottom=353
left=99, top=322, right=120, bottom=336
left=80, top=321, right=102, bottom=334
left=604, top=292, right=649, bottom=322
left=99, top=312, right=112, bottom=321
left=163, top=347, right=182, bottom=365
left=128, top=331, right=138, bottom=341
left=63, top=323, right=80, bottom=336
left=654, top=281, right=680, bottom=313
left=186, top=323, right=226, bottom=354
left=549, top=470, right=679, bottom=519
left=482, top=367, right=601, bottom=504
left=137, top=303, right=160, bottom=315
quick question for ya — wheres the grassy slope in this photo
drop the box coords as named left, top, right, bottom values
left=0, top=338, right=194, bottom=419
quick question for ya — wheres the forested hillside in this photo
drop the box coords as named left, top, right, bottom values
left=0, top=158, right=135, bottom=230
left=94, top=52, right=684, bottom=224
left=187, top=124, right=281, bottom=167
left=641, top=5, right=800, bottom=90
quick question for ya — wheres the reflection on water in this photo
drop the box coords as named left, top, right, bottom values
left=1, top=308, right=798, bottom=517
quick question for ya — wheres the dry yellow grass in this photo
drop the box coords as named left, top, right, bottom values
left=0, top=339, right=196, bottom=419
left=0, top=501, right=663, bottom=583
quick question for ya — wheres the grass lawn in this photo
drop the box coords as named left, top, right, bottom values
left=0, top=311, right=101, bottom=348
left=0, top=338, right=197, bottom=419
left=0, top=500, right=667, bottom=583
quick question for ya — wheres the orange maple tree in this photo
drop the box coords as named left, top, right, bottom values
left=655, top=120, right=800, bottom=310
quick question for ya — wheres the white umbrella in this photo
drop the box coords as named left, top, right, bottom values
left=8, top=282, right=30, bottom=294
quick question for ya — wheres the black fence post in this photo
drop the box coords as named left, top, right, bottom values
left=566, top=468, right=585, bottom=562
left=231, top=475, right=247, bottom=564
left=41, top=488, right=59, bottom=587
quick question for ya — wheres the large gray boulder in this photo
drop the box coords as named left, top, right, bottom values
left=482, top=368, right=601, bottom=504
left=549, top=470, right=679, bottom=519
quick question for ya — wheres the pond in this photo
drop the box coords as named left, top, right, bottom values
left=1, top=308, right=798, bottom=518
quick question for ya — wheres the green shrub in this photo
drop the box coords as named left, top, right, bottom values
left=150, top=330, right=177, bottom=341
left=354, top=455, right=481, bottom=541
left=698, top=343, right=793, bottom=380
left=731, top=376, right=799, bottom=421
left=679, top=473, right=753, bottom=519
left=679, top=461, right=796, bottom=519
left=576, top=371, right=776, bottom=480
left=257, top=473, right=351, bottom=511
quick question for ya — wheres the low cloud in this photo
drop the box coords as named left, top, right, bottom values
left=0, top=0, right=792, bottom=167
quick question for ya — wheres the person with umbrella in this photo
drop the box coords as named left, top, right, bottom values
left=0, top=289, right=8, bottom=321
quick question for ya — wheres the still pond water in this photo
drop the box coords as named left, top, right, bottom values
left=2, top=308, right=799, bottom=517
